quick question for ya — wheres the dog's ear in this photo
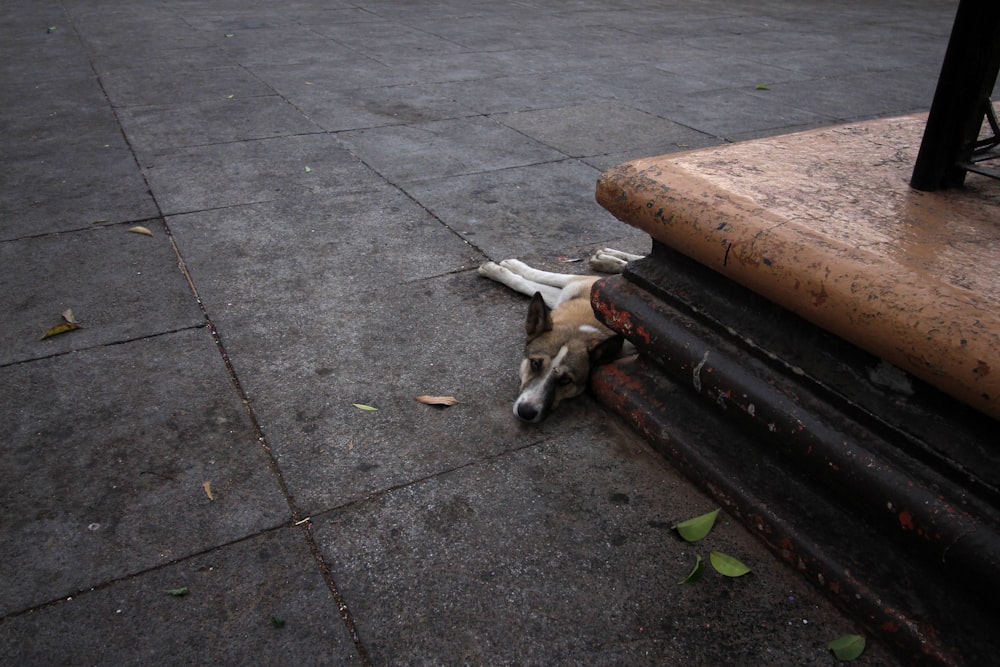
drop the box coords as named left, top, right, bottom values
left=589, top=334, right=624, bottom=365
left=524, top=292, right=553, bottom=339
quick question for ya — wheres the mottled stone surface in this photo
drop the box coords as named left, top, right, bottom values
left=598, top=115, right=1000, bottom=419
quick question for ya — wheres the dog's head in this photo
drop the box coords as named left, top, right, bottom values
left=513, top=292, right=624, bottom=422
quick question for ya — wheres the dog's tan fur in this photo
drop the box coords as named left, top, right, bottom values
left=478, top=249, right=641, bottom=422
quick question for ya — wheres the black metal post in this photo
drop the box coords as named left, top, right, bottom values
left=910, top=0, right=1000, bottom=191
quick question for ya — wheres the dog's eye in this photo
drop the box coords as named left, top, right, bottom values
left=557, top=373, right=573, bottom=386
left=530, top=358, right=543, bottom=372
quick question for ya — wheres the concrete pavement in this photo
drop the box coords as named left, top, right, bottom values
left=1, top=1, right=962, bottom=664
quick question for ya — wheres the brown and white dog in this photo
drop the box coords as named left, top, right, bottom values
left=478, top=249, right=642, bottom=422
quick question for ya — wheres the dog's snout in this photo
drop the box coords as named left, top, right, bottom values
left=515, top=402, right=541, bottom=422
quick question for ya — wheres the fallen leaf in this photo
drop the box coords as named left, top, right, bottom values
left=304, top=166, right=312, bottom=173
left=677, top=554, right=705, bottom=585
left=165, top=587, right=189, bottom=597
left=127, top=225, right=153, bottom=236
left=41, top=322, right=81, bottom=340
left=47, top=26, right=57, bottom=33
left=224, top=33, right=234, bottom=38
left=828, top=634, right=866, bottom=661
left=709, top=550, right=751, bottom=577
left=61, top=309, right=79, bottom=324
left=202, top=480, right=214, bottom=501
left=414, top=395, right=459, bottom=406
left=226, top=94, right=234, bottom=100
left=270, top=616, right=286, bottom=628
left=352, top=403, right=378, bottom=411
left=755, top=83, right=771, bottom=90
left=672, top=508, right=720, bottom=542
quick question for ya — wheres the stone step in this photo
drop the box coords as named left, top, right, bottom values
left=590, top=115, right=1000, bottom=664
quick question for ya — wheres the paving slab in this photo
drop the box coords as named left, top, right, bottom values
left=744, top=70, right=937, bottom=122
left=165, top=187, right=481, bottom=294
left=0, top=328, right=289, bottom=615
left=335, top=116, right=567, bottom=184
left=66, top=8, right=216, bottom=55
left=634, top=88, right=835, bottom=141
left=388, top=48, right=588, bottom=84
left=0, top=527, right=359, bottom=666
left=117, top=95, right=322, bottom=153
left=307, top=19, right=469, bottom=62
left=492, top=102, right=716, bottom=160
left=166, top=193, right=522, bottom=510
left=0, top=24, right=94, bottom=85
left=0, top=140, right=158, bottom=238
left=403, top=159, right=639, bottom=259
left=180, top=6, right=377, bottom=32
left=0, top=223, right=203, bottom=365
left=251, top=57, right=418, bottom=96
left=1, top=80, right=125, bottom=164
left=279, top=83, right=478, bottom=133
left=139, top=133, right=385, bottom=215
left=651, top=52, right=817, bottom=91
left=99, top=62, right=275, bottom=109
left=419, top=68, right=672, bottom=116
left=175, top=274, right=541, bottom=512
left=314, top=429, right=896, bottom=665
left=215, top=28, right=360, bottom=67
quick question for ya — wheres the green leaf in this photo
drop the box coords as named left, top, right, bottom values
left=672, top=508, right=720, bottom=542
left=755, top=83, right=770, bottom=90
left=270, top=616, right=286, bottom=628
left=828, top=634, right=866, bottom=661
left=165, top=587, right=189, bottom=597
left=709, top=550, right=751, bottom=577
left=352, top=403, right=378, bottom=411
left=677, top=555, right=705, bottom=585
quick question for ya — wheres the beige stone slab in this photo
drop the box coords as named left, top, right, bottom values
left=597, top=114, right=1000, bottom=421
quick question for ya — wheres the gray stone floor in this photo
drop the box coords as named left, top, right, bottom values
left=1, top=0, right=961, bottom=664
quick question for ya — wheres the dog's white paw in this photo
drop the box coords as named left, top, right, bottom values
left=589, top=253, right=628, bottom=273
left=479, top=261, right=519, bottom=282
left=478, top=261, right=502, bottom=277
left=589, top=248, right=643, bottom=273
left=498, top=258, right=530, bottom=273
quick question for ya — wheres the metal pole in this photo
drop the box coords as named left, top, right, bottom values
left=910, top=0, right=1000, bottom=191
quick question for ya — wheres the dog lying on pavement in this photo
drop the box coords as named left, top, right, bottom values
left=478, top=249, right=642, bottom=422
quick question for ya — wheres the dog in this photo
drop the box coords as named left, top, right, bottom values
left=478, top=249, right=643, bottom=422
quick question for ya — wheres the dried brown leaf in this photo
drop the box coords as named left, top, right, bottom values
left=61, top=309, right=79, bottom=324
left=414, top=395, right=459, bottom=407
left=127, top=225, right=153, bottom=236
left=202, top=480, right=214, bottom=501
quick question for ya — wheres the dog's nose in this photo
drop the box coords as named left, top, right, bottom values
left=516, top=403, right=540, bottom=422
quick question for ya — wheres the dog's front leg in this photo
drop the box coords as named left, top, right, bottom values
left=478, top=262, right=562, bottom=307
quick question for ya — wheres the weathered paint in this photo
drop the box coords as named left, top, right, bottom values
left=592, top=275, right=995, bottom=587
left=590, top=359, right=964, bottom=666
